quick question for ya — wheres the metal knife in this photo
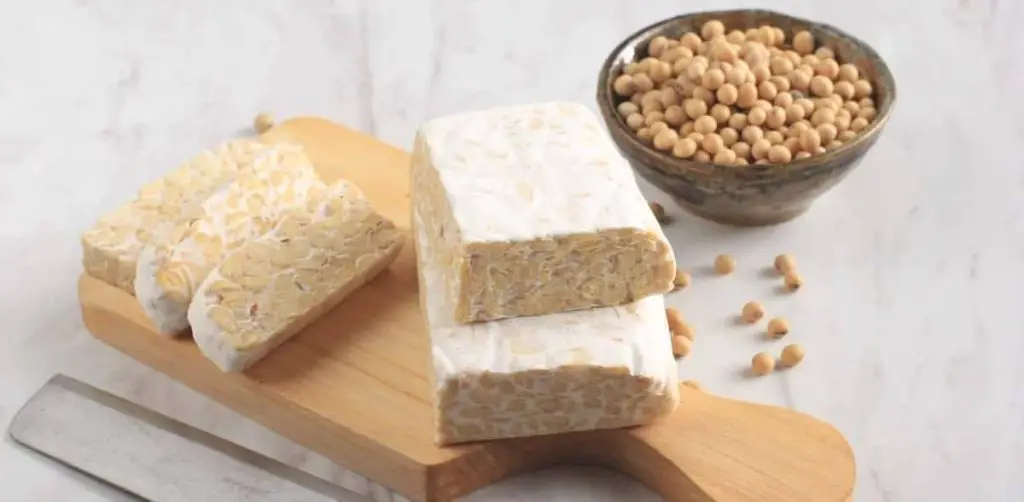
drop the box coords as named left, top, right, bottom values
left=7, top=374, right=373, bottom=502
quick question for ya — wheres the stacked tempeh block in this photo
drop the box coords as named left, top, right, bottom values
left=410, top=102, right=681, bottom=445
left=82, top=139, right=403, bottom=371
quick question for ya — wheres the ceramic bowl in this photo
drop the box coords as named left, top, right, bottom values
left=596, top=9, right=896, bottom=226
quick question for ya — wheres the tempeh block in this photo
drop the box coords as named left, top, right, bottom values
left=413, top=203, right=679, bottom=445
left=411, top=101, right=676, bottom=323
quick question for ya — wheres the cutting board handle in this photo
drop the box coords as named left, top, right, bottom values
left=438, top=387, right=855, bottom=502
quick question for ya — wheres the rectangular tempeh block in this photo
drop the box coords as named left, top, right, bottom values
left=81, top=140, right=306, bottom=295
left=135, top=151, right=320, bottom=335
left=413, top=204, right=679, bottom=445
left=187, top=180, right=404, bottom=372
left=411, top=101, right=676, bottom=324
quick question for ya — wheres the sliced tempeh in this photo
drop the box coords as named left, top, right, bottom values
left=81, top=140, right=307, bottom=294
left=134, top=152, right=319, bottom=334
left=188, top=180, right=404, bottom=372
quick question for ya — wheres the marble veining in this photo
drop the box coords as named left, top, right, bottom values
left=2, top=0, right=1023, bottom=500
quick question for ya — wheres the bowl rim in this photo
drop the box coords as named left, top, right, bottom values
left=596, top=8, right=898, bottom=177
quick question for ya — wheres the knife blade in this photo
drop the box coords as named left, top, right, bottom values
left=7, top=374, right=373, bottom=502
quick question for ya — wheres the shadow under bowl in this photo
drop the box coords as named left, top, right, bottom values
left=596, top=9, right=897, bottom=226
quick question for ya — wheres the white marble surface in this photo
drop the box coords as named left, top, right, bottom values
left=2, top=0, right=1023, bottom=500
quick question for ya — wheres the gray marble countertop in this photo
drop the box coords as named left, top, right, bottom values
left=3, top=0, right=1023, bottom=501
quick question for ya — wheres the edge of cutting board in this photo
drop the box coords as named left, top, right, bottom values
left=78, top=116, right=855, bottom=502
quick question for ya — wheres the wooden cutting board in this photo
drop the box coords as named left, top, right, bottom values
left=78, top=116, right=856, bottom=502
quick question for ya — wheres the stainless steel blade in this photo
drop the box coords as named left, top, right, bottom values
left=7, top=374, right=372, bottom=502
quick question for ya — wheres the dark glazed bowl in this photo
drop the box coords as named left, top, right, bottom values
left=596, top=9, right=896, bottom=226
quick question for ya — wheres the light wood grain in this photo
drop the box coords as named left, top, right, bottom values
left=78, top=117, right=856, bottom=502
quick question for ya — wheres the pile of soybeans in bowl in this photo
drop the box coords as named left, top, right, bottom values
left=611, top=19, right=879, bottom=167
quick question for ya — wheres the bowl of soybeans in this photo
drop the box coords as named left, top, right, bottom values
left=596, top=9, right=895, bottom=226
